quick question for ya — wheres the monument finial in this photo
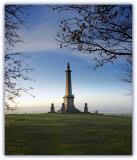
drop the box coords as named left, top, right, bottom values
left=67, top=62, right=70, bottom=70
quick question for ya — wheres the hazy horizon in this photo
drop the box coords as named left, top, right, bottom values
left=7, top=104, right=132, bottom=115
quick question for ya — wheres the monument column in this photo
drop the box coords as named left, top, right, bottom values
left=65, top=63, right=72, bottom=96
left=63, top=63, right=75, bottom=112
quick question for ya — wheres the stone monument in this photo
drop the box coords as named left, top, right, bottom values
left=84, top=103, right=88, bottom=113
left=63, top=63, right=80, bottom=113
left=61, top=103, right=66, bottom=113
left=50, top=103, right=55, bottom=113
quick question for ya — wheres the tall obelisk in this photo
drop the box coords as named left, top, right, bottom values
left=63, top=63, right=75, bottom=112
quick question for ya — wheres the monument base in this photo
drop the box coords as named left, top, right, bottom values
left=66, top=107, right=81, bottom=113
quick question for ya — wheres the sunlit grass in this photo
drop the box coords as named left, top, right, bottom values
left=5, top=113, right=132, bottom=155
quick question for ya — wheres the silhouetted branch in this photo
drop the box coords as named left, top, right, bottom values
left=5, top=5, right=34, bottom=110
left=51, top=5, right=132, bottom=83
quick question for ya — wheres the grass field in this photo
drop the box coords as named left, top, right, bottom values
left=5, top=113, right=132, bottom=155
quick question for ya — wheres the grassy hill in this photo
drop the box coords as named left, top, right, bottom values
left=5, top=113, right=132, bottom=155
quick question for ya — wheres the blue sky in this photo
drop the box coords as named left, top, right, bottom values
left=9, top=5, right=132, bottom=114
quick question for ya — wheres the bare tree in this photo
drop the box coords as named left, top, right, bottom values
left=5, top=5, right=29, bottom=49
left=51, top=5, right=132, bottom=83
left=121, top=56, right=132, bottom=84
left=5, top=5, right=34, bottom=111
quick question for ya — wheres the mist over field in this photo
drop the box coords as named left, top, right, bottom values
left=7, top=105, right=132, bottom=115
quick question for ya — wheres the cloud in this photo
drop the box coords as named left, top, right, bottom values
left=12, top=22, right=59, bottom=53
left=14, top=39, right=58, bottom=53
